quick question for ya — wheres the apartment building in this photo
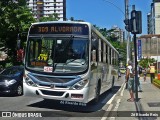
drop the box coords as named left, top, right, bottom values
left=147, top=0, right=160, bottom=34
left=27, top=0, right=66, bottom=21
left=137, top=34, right=160, bottom=61
left=111, top=26, right=125, bottom=43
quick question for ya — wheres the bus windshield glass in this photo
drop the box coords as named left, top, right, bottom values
left=26, top=37, right=89, bottom=74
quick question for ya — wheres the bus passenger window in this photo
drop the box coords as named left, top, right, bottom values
left=91, top=50, right=96, bottom=62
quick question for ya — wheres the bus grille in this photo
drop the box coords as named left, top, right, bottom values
left=38, top=84, right=68, bottom=88
left=34, top=76, right=73, bottom=83
left=40, top=90, right=64, bottom=96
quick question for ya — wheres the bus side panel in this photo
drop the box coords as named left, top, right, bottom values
left=87, top=63, right=98, bottom=102
left=99, top=63, right=110, bottom=93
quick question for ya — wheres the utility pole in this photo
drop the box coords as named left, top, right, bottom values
left=131, top=5, right=142, bottom=102
left=125, top=0, right=130, bottom=63
left=124, top=1, right=142, bottom=102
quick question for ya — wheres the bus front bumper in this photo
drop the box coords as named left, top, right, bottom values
left=23, top=82, right=89, bottom=103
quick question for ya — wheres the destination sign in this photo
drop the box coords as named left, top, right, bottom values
left=29, top=23, right=89, bottom=35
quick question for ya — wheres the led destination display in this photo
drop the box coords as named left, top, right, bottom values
left=29, top=23, right=89, bottom=35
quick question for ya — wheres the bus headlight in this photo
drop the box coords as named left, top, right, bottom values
left=70, top=79, right=88, bottom=90
left=25, top=77, right=37, bottom=87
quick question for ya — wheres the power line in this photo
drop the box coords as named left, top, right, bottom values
left=103, top=0, right=125, bottom=15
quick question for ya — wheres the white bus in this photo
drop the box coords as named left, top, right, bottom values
left=23, top=21, right=119, bottom=104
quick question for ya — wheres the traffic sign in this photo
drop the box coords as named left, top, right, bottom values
left=137, top=39, right=142, bottom=60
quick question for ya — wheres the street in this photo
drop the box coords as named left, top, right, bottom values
left=0, top=76, right=124, bottom=120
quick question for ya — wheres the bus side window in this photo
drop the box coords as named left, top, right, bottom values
left=91, top=38, right=98, bottom=62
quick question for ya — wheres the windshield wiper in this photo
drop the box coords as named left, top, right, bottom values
left=66, top=59, right=76, bottom=64
left=65, top=59, right=86, bottom=65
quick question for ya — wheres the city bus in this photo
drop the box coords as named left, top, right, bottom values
left=23, top=21, right=119, bottom=104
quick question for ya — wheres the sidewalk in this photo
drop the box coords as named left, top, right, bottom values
left=116, top=77, right=160, bottom=120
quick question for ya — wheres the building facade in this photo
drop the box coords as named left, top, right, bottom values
left=147, top=0, right=160, bottom=34
left=27, top=0, right=66, bottom=21
left=137, top=34, right=160, bottom=61
left=111, top=26, right=125, bottom=43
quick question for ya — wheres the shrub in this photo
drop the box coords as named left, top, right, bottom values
left=153, top=79, right=160, bottom=85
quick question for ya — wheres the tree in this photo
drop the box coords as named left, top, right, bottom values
left=39, top=13, right=59, bottom=22
left=0, top=0, right=35, bottom=65
left=139, top=58, right=156, bottom=68
left=96, top=26, right=127, bottom=65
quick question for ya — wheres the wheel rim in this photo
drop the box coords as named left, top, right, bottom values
left=17, top=85, right=22, bottom=95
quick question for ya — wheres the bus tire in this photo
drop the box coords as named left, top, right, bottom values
left=93, top=81, right=101, bottom=104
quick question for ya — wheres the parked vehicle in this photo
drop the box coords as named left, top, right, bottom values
left=0, top=66, right=24, bottom=96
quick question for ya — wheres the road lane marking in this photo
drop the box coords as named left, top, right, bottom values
left=106, top=82, right=126, bottom=104
left=101, top=82, right=125, bottom=120
left=102, top=93, right=114, bottom=104
left=120, top=83, right=126, bottom=96
left=101, top=103, right=113, bottom=120
left=106, top=94, right=116, bottom=104
left=109, top=98, right=121, bottom=120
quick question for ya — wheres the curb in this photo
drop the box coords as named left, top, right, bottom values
left=152, top=82, right=160, bottom=89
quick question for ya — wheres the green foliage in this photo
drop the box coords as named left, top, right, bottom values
left=154, top=79, right=160, bottom=84
left=96, top=26, right=127, bottom=64
left=0, top=0, right=35, bottom=65
left=39, top=13, right=59, bottom=22
left=139, top=58, right=156, bottom=68
left=5, top=62, right=13, bottom=68
left=153, top=79, right=160, bottom=86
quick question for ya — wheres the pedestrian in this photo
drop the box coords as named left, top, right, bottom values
left=143, top=68, right=147, bottom=82
left=125, top=64, right=128, bottom=89
left=125, top=60, right=134, bottom=102
left=137, top=65, right=142, bottom=92
left=149, top=63, right=155, bottom=83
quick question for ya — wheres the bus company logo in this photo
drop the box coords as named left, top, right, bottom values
left=2, top=112, right=12, bottom=117
left=50, top=84, right=55, bottom=88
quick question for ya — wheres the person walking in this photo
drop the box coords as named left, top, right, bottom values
left=125, top=61, right=134, bottom=102
left=137, top=65, right=142, bottom=92
left=125, top=64, right=128, bottom=89
left=149, top=63, right=155, bottom=83
left=143, top=68, right=147, bottom=82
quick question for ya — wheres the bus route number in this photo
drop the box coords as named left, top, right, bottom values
left=38, top=27, right=48, bottom=33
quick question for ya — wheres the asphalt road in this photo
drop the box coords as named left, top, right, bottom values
left=0, top=76, right=124, bottom=120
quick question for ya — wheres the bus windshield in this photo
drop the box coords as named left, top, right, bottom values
left=26, top=37, right=89, bottom=74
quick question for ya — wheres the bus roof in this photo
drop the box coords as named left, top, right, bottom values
left=31, top=21, right=92, bottom=26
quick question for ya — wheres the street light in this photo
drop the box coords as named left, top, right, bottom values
left=152, top=36, right=158, bottom=74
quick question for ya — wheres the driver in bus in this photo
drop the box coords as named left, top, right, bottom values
left=67, top=47, right=74, bottom=59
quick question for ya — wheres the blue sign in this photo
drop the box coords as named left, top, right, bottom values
left=137, top=40, right=142, bottom=60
